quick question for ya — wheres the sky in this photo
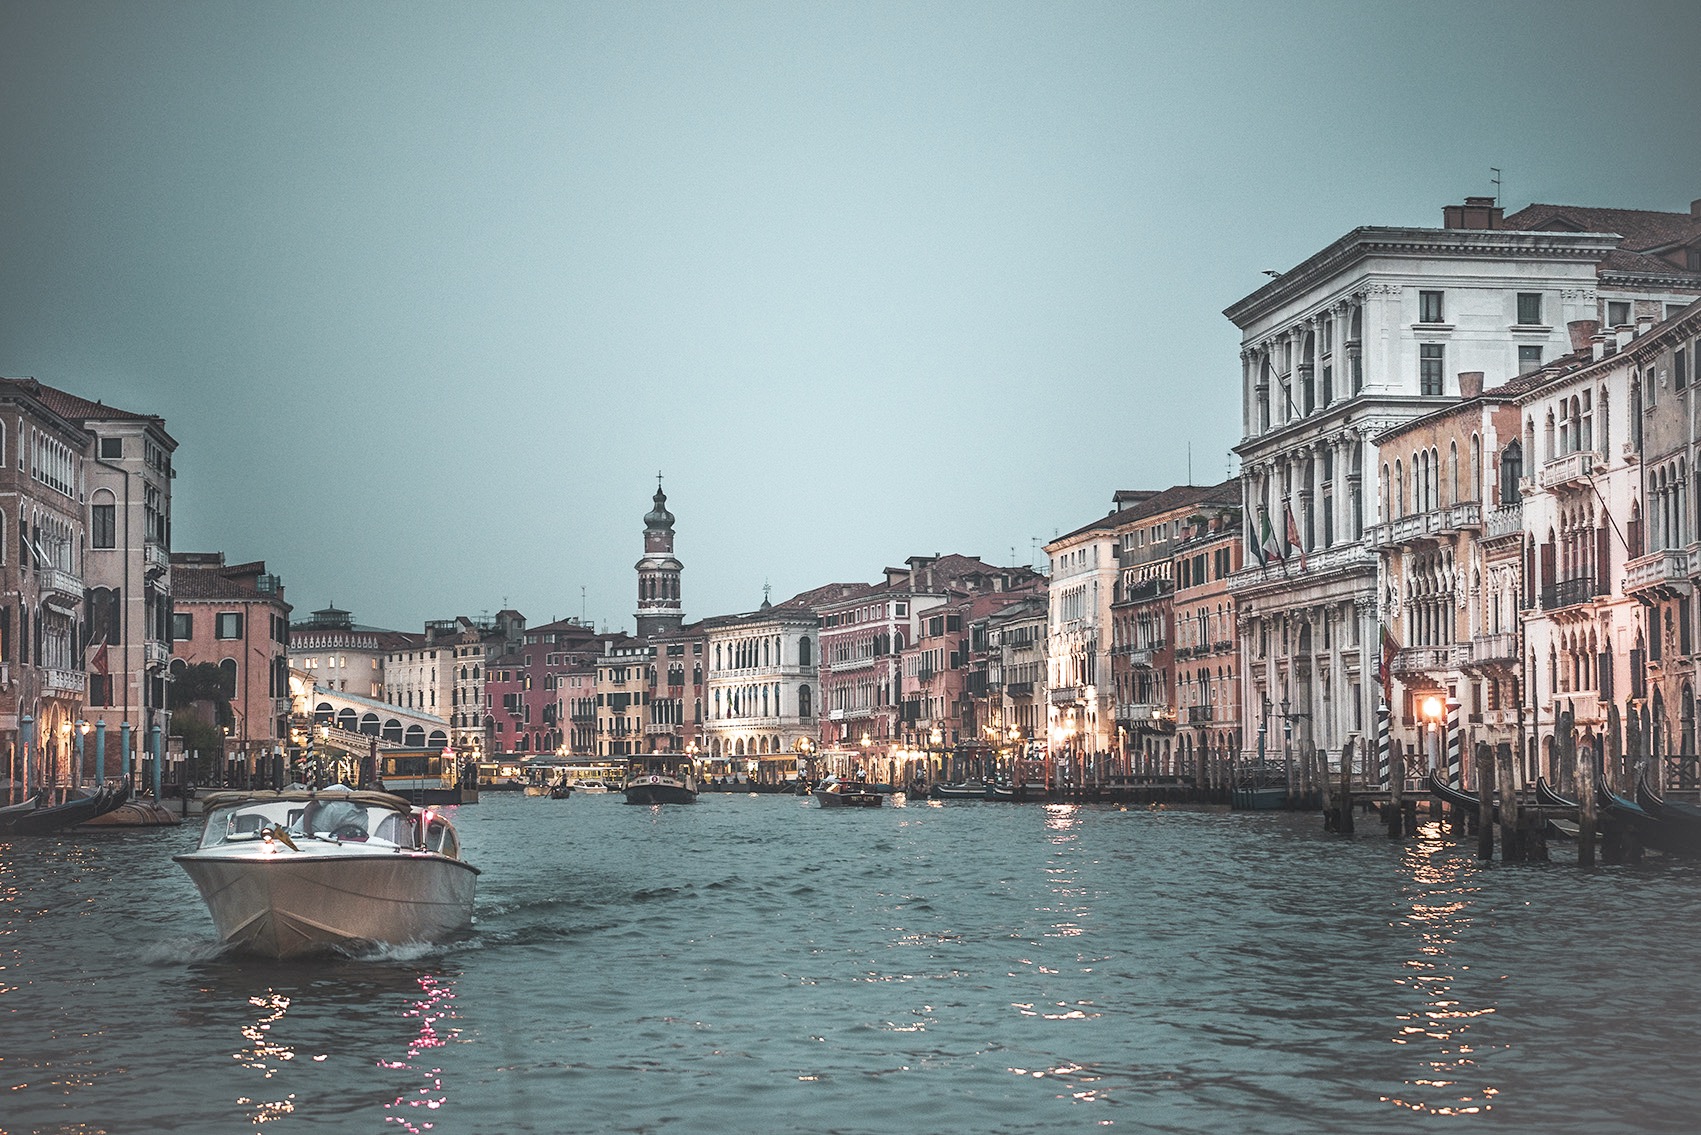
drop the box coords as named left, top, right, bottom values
left=2, top=1, right=1697, bottom=634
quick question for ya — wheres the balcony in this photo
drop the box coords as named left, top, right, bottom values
left=1458, top=633, right=1519, bottom=669
left=1623, top=549, right=1693, bottom=599
left=1005, top=681, right=1034, bottom=697
left=1366, top=503, right=1482, bottom=550
left=1125, top=648, right=1157, bottom=669
left=1187, top=704, right=1213, bottom=723
left=1118, top=703, right=1173, bottom=732
left=144, top=541, right=169, bottom=578
left=1391, top=646, right=1453, bottom=676
left=1541, top=576, right=1599, bottom=612
left=1539, top=449, right=1600, bottom=491
left=42, top=666, right=84, bottom=695
left=1050, top=686, right=1083, bottom=706
left=1485, top=501, right=1523, bottom=540
left=144, top=640, right=169, bottom=670
left=38, top=566, right=83, bottom=602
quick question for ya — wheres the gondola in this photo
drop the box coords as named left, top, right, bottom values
left=1593, top=778, right=1698, bottom=856
left=1635, top=777, right=1701, bottom=834
left=1535, top=777, right=1578, bottom=810
left=3, top=783, right=129, bottom=836
left=1426, top=769, right=1497, bottom=819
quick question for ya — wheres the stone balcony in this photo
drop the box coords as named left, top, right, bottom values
left=1457, top=633, right=1519, bottom=669
left=1365, top=503, right=1482, bottom=550
left=1484, top=501, right=1523, bottom=540
left=1538, top=449, right=1600, bottom=491
left=144, top=640, right=170, bottom=670
left=1623, top=548, right=1695, bottom=599
left=42, top=666, right=84, bottom=695
left=1391, top=645, right=1453, bottom=676
left=144, top=541, right=169, bottom=577
left=38, top=566, right=83, bottom=602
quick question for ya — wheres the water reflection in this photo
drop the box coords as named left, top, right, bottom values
left=381, top=972, right=461, bottom=1133
left=1383, top=826, right=1501, bottom=1117
left=233, top=989, right=297, bottom=1124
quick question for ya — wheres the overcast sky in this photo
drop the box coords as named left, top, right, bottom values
left=2, top=1, right=1697, bottom=633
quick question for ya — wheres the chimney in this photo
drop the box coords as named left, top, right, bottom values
left=1692, top=198, right=1701, bottom=217
left=1443, top=196, right=1504, bottom=230
left=1637, top=314, right=1655, bottom=337
left=1567, top=319, right=1600, bottom=352
left=1458, top=371, right=1484, bottom=398
left=1592, top=332, right=1609, bottom=362
left=1615, top=324, right=1635, bottom=351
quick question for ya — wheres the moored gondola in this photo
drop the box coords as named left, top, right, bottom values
left=3, top=783, right=129, bottom=836
left=1426, top=769, right=1497, bottom=819
left=1535, top=777, right=1578, bottom=810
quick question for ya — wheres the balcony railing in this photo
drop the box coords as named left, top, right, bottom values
left=1125, top=648, right=1156, bottom=669
left=1541, top=576, right=1598, bottom=611
left=1539, top=449, right=1600, bottom=491
left=1485, top=500, right=1524, bottom=540
left=1623, top=549, right=1692, bottom=598
left=42, top=666, right=84, bottom=694
left=1050, top=686, right=1083, bottom=705
left=1187, top=704, right=1213, bottom=723
left=1391, top=645, right=1453, bottom=675
left=1459, top=633, right=1519, bottom=668
left=1366, top=502, right=1483, bottom=549
left=144, top=640, right=169, bottom=669
left=144, top=541, right=169, bottom=576
left=38, top=566, right=83, bottom=601
left=1005, top=681, right=1034, bottom=697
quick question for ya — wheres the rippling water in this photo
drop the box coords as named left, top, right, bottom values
left=3, top=793, right=1700, bottom=1133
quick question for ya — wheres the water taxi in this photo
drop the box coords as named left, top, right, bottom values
left=174, top=787, right=479, bottom=958
left=622, top=753, right=698, bottom=805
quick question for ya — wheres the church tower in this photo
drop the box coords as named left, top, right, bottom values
left=634, top=475, right=684, bottom=640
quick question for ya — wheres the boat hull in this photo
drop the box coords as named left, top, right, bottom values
left=814, top=788, right=882, bottom=808
left=174, top=851, right=478, bottom=958
left=623, top=779, right=697, bottom=805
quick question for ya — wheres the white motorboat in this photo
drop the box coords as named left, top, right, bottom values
left=572, top=778, right=612, bottom=795
left=174, top=787, right=479, bottom=958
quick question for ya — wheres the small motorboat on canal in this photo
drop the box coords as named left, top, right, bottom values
left=174, top=787, right=479, bottom=958
left=623, top=753, right=699, bottom=805
left=812, top=775, right=882, bottom=808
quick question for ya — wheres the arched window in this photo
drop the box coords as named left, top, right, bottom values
left=337, top=707, right=358, bottom=732
left=405, top=724, right=425, bottom=747
left=1499, top=440, right=1522, bottom=505
left=428, top=729, right=448, bottom=748
left=218, top=658, right=238, bottom=699
left=799, top=637, right=812, bottom=666
left=799, top=684, right=812, bottom=717
left=382, top=718, right=403, bottom=743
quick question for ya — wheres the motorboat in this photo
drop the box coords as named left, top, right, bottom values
left=813, top=775, right=882, bottom=808
left=572, top=778, right=612, bottom=795
left=174, top=787, right=479, bottom=958
left=623, top=753, right=698, bottom=805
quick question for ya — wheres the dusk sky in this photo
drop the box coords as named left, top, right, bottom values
left=2, top=1, right=1697, bottom=634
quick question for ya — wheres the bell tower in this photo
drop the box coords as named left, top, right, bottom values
left=635, top=473, right=684, bottom=640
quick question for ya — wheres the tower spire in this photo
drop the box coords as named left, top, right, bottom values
left=635, top=477, right=683, bottom=640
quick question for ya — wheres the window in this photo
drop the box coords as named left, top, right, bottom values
left=92, top=503, right=116, bottom=549
left=1420, top=344, right=1445, bottom=395
left=216, top=612, right=243, bottom=639
left=1608, top=301, right=1630, bottom=327
left=99, top=436, right=123, bottom=460
left=1519, top=345, right=1543, bottom=375
left=1677, top=348, right=1689, bottom=393
left=1419, top=291, right=1445, bottom=324
left=172, top=612, right=192, bottom=640
left=1517, top=293, right=1543, bottom=325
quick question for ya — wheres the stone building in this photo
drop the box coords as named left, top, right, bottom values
left=1169, top=488, right=1244, bottom=789
left=701, top=588, right=823, bottom=779
left=290, top=606, right=419, bottom=700
left=169, top=554, right=292, bottom=773
left=1229, top=197, right=1631, bottom=778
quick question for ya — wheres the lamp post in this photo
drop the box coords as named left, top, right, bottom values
left=1421, top=694, right=1445, bottom=777
left=20, top=713, right=33, bottom=800
left=74, top=720, right=88, bottom=791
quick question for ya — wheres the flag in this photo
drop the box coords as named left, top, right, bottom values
left=91, top=641, right=109, bottom=676
left=1258, top=508, right=1282, bottom=566
left=1378, top=625, right=1399, bottom=705
left=1284, top=502, right=1306, bottom=572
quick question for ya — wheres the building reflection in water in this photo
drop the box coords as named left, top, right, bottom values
left=381, top=972, right=460, bottom=1133
left=1383, top=826, right=1500, bottom=1117
left=233, top=989, right=296, bottom=1125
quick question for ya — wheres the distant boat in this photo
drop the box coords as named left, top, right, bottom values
left=1, top=783, right=130, bottom=835
left=813, top=775, right=882, bottom=808
left=930, top=781, right=990, bottom=800
left=623, top=754, right=698, bottom=805
left=174, top=787, right=478, bottom=958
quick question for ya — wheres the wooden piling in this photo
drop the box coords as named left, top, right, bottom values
left=1338, top=740, right=1354, bottom=835
left=1475, top=742, right=1494, bottom=861
left=1577, top=733, right=1597, bottom=867
left=1495, top=742, right=1521, bottom=862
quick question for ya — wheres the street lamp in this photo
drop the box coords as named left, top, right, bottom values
left=1421, top=694, right=1445, bottom=778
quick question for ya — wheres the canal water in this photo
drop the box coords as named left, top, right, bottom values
left=3, top=793, right=1699, bottom=1133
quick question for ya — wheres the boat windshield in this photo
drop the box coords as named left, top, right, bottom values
left=199, top=797, right=416, bottom=850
